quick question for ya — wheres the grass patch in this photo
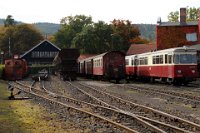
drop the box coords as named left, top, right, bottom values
left=0, top=81, right=73, bottom=133
left=126, top=90, right=138, bottom=94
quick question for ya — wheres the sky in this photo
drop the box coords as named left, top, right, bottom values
left=0, top=0, right=199, bottom=24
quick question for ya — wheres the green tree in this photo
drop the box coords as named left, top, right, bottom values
left=0, top=24, right=43, bottom=57
left=72, top=21, right=113, bottom=54
left=168, top=11, right=179, bottom=22
left=54, top=15, right=93, bottom=48
left=168, top=7, right=200, bottom=22
left=4, top=15, right=16, bottom=27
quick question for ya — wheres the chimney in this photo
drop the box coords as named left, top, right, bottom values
left=180, top=8, right=186, bottom=24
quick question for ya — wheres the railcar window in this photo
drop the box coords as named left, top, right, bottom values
left=179, top=54, right=197, bottom=64
left=160, top=55, right=163, bottom=64
left=125, top=59, right=129, bottom=65
left=131, top=59, right=134, bottom=66
left=165, top=54, right=167, bottom=64
left=174, top=54, right=180, bottom=64
left=168, top=55, right=172, bottom=64
left=144, top=57, right=148, bottom=65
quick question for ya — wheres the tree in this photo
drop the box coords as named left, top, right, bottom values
left=168, top=11, right=179, bottom=22
left=0, top=24, right=43, bottom=57
left=54, top=15, right=93, bottom=48
left=72, top=21, right=113, bottom=54
left=111, top=19, right=141, bottom=52
left=168, top=7, right=200, bottom=22
left=4, top=15, right=16, bottom=27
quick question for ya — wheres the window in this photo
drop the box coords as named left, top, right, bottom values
left=177, top=54, right=196, bottom=64
left=139, top=57, right=148, bottom=65
left=125, top=59, right=129, bottom=65
left=168, top=55, right=172, bottom=64
left=186, top=33, right=197, bottom=42
left=152, top=55, right=163, bottom=64
left=165, top=54, right=167, bottom=64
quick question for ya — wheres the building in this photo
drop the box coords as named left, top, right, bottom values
left=21, top=40, right=60, bottom=65
left=126, top=43, right=156, bottom=55
left=156, top=8, right=200, bottom=50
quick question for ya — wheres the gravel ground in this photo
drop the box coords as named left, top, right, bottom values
left=81, top=79, right=200, bottom=124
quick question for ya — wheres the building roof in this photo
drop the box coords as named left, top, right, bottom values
left=20, top=39, right=61, bottom=58
left=126, top=44, right=157, bottom=55
left=158, top=21, right=198, bottom=27
left=78, top=54, right=97, bottom=61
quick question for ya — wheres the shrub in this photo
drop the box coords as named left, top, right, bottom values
left=0, top=65, right=5, bottom=79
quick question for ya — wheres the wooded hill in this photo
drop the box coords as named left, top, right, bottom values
left=0, top=19, right=155, bottom=40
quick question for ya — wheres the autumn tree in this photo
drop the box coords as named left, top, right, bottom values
left=111, top=19, right=141, bottom=52
left=168, top=7, right=200, bottom=22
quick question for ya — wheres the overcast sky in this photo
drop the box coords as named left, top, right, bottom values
left=0, top=0, right=199, bottom=24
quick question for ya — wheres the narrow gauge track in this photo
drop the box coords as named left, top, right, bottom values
left=11, top=81, right=168, bottom=133
left=122, top=84, right=200, bottom=107
left=70, top=81, right=200, bottom=133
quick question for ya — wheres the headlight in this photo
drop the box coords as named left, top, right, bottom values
left=192, top=70, right=195, bottom=73
left=177, top=70, right=182, bottom=74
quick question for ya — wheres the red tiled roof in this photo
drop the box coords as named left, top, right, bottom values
left=126, top=44, right=157, bottom=55
left=78, top=54, right=97, bottom=60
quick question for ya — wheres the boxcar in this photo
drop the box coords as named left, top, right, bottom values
left=53, top=49, right=80, bottom=81
left=79, top=51, right=126, bottom=83
left=126, top=46, right=199, bottom=85
left=4, top=58, right=28, bottom=80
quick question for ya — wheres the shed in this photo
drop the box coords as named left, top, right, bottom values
left=21, top=40, right=60, bottom=65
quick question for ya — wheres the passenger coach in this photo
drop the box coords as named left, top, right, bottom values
left=79, top=51, right=126, bottom=83
left=126, top=47, right=198, bottom=85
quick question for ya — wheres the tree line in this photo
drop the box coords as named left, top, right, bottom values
left=0, top=6, right=199, bottom=57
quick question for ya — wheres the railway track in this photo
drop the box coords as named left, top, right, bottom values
left=122, top=84, right=200, bottom=107
left=10, top=81, right=168, bottom=133
left=69, top=81, right=200, bottom=133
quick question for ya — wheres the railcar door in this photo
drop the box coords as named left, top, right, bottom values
left=167, top=54, right=173, bottom=78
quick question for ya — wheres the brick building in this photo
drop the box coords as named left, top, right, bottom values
left=156, top=8, right=200, bottom=50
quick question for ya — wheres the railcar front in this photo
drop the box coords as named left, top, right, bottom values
left=169, top=48, right=198, bottom=84
left=4, top=58, right=28, bottom=80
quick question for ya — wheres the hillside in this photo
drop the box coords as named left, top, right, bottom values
left=0, top=19, right=60, bottom=35
left=33, top=23, right=60, bottom=35
left=135, top=24, right=156, bottom=41
left=0, top=19, right=155, bottom=40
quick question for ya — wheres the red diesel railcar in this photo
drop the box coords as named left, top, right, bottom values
left=126, top=46, right=198, bottom=85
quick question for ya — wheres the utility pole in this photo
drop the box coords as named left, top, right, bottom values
left=9, top=37, right=11, bottom=57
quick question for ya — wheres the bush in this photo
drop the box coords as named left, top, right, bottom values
left=0, top=65, right=5, bottom=79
